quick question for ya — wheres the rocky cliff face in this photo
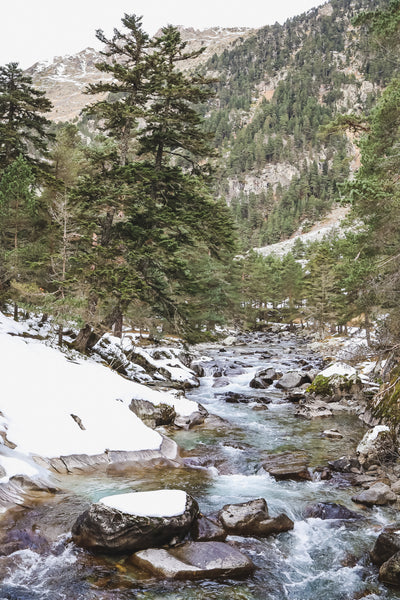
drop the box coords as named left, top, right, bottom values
left=26, top=47, right=110, bottom=122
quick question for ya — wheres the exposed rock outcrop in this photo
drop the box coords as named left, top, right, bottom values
left=356, top=426, right=395, bottom=469
left=129, top=398, right=176, bottom=428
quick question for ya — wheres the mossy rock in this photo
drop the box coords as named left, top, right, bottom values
left=373, top=364, right=400, bottom=427
left=306, top=375, right=332, bottom=396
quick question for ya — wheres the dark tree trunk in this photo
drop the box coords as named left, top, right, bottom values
left=100, top=209, right=116, bottom=246
left=13, top=303, right=18, bottom=321
left=73, top=324, right=102, bottom=354
left=113, top=310, right=123, bottom=338
left=365, top=312, right=372, bottom=347
left=58, top=324, right=63, bottom=347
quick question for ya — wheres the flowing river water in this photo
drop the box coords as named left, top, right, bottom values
left=1, top=331, right=400, bottom=599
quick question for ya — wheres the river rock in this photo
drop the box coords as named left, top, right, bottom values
left=218, top=498, right=294, bottom=536
left=262, top=451, right=311, bottom=481
left=284, top=391, right=306, bottom=403
left=174, top=404, right=208, bottom=430
left=328, top=456, right=361, bottom=473
left=303, top=502, right=362, bottom=521
left=321, top=430, right=343, bottom=439
left=356, top=426, right=395, bottom=469
left=0, top=528, right=51, bottom=556
left=131, top=541, right=255, bottom=580
left=371, top=526, right=400, bottom=566
left=190, top=362, right=205, bottom=377
left=249, top=368, right=279, bottom=389
left=295, top=399, right=333, bottom=419
left=275, top=371, right=310, bottom=390
left=129, top=398, right=176, bottom=428
left=352, top=482, right=397, bottom=506
left=218, top=391, right=251, bottom=404
left=222, top=336, right=237, bottom=346
left=379, top=551, right=400, bottom=586
left=72, top=490, right=199, bottom=553
left=192, top=515, right=227, bottom=542
left=212, top=377, right=230, bottom=388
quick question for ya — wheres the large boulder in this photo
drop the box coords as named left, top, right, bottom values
left=356, top=426, right=395, bottom=469
left=295, top=399, right=333, bottom=419
left=328, top=456, right=361, bottom=473
left=218, top=498, right=293, bottom=537
left=352, top=482, right=397, bottom=507
left=379, top=551, right=400, bottom=587
left=131, top=541, right=255, bottom=580
left=249, top=368, right=280, bottom=389
left=303, top=502, right=362, bottom=521
left=174, top=404, right=208, bottom=430
left=129, top=398, right=176, bottom=428
left=275, top=371, right=310, bottom=391
left=262, top=451, right=311, bottom=481
left=192, top=515, right=227, bottom=542
left=72, top=490, right=199, bottom=553
left=306, top=364, right=364, bottom=403
left=371, top=526, right=400, bottom=566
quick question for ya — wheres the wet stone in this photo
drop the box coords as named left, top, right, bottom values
left=262, top=451, right=311, bottom=481
left=328, top=456, right=361, bottom=473
left=71, top=492, right=199, bottom=553
left=275, top=371, right=310, bottom=390
left=352, top=482, right=397, bottom=507
left=131, top=541, right=256, bottom=580
left=303, top=502, right=362, bottom=521
left=371, top=526, right=400, bottom=566
left=192, top=515, right=227, bottom=542
left=379, top=551, right=400, bottom=587
left=218, top=498, right=294, bottom=537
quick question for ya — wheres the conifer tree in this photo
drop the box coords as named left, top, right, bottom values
left=72, top=15, right=236, bottom=348
left=0, top=155, right=39, bottom=314
left=0, top=63, right=53, bottom=174
left=84, top=14, right=150, bottom=165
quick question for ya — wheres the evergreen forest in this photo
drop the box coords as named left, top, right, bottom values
left=1, top=0, right=400, bottom=362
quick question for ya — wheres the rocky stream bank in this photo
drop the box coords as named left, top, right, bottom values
left=1, top=319, right=400, bottom=598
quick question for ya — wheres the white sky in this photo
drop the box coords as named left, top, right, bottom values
left=2, top=0, right=325, bottom=69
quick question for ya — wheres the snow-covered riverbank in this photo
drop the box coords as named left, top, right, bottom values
left=0, top=311, right=200, bottom=501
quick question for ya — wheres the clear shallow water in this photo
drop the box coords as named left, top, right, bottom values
left=1, top=332, right=400, bottom=599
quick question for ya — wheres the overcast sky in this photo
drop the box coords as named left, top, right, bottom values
left=2, top=0, right=325, bottom=69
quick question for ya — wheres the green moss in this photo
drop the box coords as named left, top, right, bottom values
left=306, top=375, right=332, bottom=395
left=372, top=364, right=400, bottom=429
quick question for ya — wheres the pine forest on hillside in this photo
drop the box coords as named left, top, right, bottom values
left=1, top=0, right=400, bottom=366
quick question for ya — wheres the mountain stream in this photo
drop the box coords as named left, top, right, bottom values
left=0, top=331, right=399, bottom=599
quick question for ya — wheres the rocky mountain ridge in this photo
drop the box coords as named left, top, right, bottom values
left=26, top=26, right=255, bottom=122
left=26, top=0, right=389, bottom=249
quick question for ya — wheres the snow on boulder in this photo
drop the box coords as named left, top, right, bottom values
left=100, top=489, right=188, bottom=517
left=0, top=455, right=41, bottom=484
left=319, top=362, right=356, bottom=378
left=72, top=489, right=199, bottom=553
left=94, top=333, right=200, bottom=389
left=356, top=425, right=394, bottom=467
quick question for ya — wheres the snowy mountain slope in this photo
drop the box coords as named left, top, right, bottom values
left=26, top=27, right=255, bottom=122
